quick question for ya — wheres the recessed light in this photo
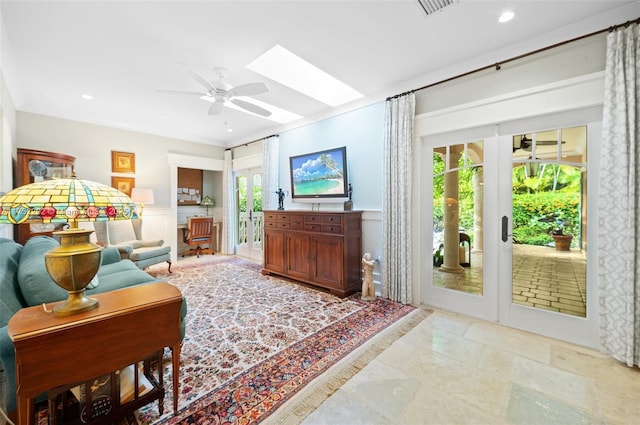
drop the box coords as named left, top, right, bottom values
left=81, top=94, right=93, bottom=100
left=499, top=11, right=514, bottom=23
left=247, top=44, right=363, bottom=107
left=227, top=128, right=233, bottom=133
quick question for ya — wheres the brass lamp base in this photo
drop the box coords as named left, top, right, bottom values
left=53, top=290, right=99, bottom=317
left=45, top=227, right=103, bottom=317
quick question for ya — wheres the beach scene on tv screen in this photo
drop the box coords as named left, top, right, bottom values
left=291, top=149, right=345, bottom=196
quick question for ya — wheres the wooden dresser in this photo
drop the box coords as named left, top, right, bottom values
left=262, top=210, right=362, bottom=297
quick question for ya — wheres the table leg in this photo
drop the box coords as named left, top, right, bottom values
left=17, top=396, right=34, bottom=425
left=171, top=344, right=181, bottom=414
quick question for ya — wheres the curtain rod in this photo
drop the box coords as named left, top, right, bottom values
left=225, top=133, right=279, bottom=151
left=387, top=17, right=640, bottom=101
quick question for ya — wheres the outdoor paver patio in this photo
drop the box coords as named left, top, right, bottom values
left=433, top=244, right=587, bottom=317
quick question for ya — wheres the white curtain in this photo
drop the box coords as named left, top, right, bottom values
left=222, top=150, right=235, bottom=255
left=262, top=135, right=280, bottom=211
left=382, top=93, right=415, bottom=304
left=598, top=23, right=640, bottom=367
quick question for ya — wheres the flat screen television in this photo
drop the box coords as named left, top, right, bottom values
left=289, top=146, right=349, bottom=203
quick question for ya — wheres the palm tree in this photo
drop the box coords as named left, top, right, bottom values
left=319, top=154, right=343, bottom=178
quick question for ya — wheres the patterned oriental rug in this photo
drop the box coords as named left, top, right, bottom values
left=129, top=257, right=426, bottom=424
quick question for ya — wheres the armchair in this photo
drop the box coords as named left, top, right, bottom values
left=94, top=219, right=172, bottom=272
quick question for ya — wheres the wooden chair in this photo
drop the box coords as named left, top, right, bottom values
left=182, top=216, right=214, bottom=257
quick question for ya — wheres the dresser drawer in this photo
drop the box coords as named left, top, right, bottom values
left=265, top=221, right=290, bottom=229
left=304, top=223, right=322, bottom=232
left=322, top=215, right=343, bottom=225
left=303, top=223, right=343, bottom=234
left=304, top=215, right=322, bottom=224
left=290, top=215, right=304, bottom=230
left=322, top=224, right=342, bottom=234
left=264, top=212, right=290, bottom=222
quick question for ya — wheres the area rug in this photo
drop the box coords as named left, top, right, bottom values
left=131, top=258, right=425, bottom=423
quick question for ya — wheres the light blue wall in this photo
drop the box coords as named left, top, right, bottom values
left=278, top=101, right=386, bottom=211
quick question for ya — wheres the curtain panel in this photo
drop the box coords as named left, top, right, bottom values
left=222, top=150, right=235, bottom=255
left=382, top=93, right=415, bottom=304
left=598, top=23, right=640, bottom=367
left=262, top=135, right=280, bottom=211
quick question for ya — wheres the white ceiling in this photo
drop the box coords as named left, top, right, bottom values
left=1, top=0, right=637, bottom=148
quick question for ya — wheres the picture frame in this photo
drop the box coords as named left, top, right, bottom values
left=112, top=176, right=135, bottom=197
left=111, top=151, right=135, bottom=174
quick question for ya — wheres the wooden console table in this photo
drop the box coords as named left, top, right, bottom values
left=8, top=282, right=183, bottom=425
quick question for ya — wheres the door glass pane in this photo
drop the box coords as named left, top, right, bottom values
left=252, top=172, right=263, bottom=250
left=432, top=141, right=484, bottom=295
left=511, top=126, right=587, bottom=317
left=236, top=175, right=248, bottom=246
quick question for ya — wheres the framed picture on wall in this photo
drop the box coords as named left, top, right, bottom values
left=112, top=176, right=135, bottom=197
left=111, top=151, right=135, bottom=174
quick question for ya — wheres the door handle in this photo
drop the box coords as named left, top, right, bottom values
left=501, top=216, right=509, bottom=242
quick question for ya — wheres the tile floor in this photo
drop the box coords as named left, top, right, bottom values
left=300, top=308, right=640, bottom=425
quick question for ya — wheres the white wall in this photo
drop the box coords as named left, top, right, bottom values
left=15, top=112, right=225, bottom=208
left=278, top=102, right=386, bottom=212
left=0, top=75, right=17, bottom=240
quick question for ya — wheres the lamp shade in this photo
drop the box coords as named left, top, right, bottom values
left=201, top=195, right=214, bottom=206
left=131, top=187, right=155, bottom=205
left=0, top=177, right=138, bottom=226
left=0, top=177, right=137, bottom=316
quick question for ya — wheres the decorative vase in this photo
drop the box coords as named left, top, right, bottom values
left=552, top=234, right=572, bottom=251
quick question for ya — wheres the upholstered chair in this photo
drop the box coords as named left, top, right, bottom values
left=93, top=219, right=172, bottom=272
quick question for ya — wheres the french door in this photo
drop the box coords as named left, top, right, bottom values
left=423, top=111, right=600, bottom=348
left=235, top=168, right=263, bottom=261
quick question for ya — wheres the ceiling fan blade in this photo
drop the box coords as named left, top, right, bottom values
left=229, top=82, right=269, bottom=97
left=208, top=102, right=224, bottom=116
left=156, top=89, right=203, bottom=96
left=177, top=63, right=215, bottom=92
left=230, top=99, right=272, bottom=117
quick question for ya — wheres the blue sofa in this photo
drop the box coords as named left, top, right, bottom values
left=0, top=236, right=186, bottom=413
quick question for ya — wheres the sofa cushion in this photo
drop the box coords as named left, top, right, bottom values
left=17, top=236, right=68, bottom=306
left=93, top=259, right=157, bottom=293
left=0, top=238, right=27, bottom=327
left=129, top=245, right=171, bottom=261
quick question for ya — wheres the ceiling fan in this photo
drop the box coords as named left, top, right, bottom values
left=513, top=134, right=565, bottom=153
left=159, top=64, right=272, bottom=117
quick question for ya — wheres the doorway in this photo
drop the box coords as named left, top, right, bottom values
left=423, top=117, right=599, bottom=348
left=235, top=167, right=263, bottom=261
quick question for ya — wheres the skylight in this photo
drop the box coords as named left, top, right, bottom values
left=247, top=45, right=363, bottom=107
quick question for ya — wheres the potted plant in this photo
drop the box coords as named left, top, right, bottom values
left=539, top=212, right=573, bottom=251
left=433, top=244, right=444, bottom=266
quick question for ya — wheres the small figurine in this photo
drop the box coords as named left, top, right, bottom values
left=361, top=252, right=376, bottom=301
left=276, top=188, right=285, bottom=210
left=344, top=183, right=353, bottom=211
